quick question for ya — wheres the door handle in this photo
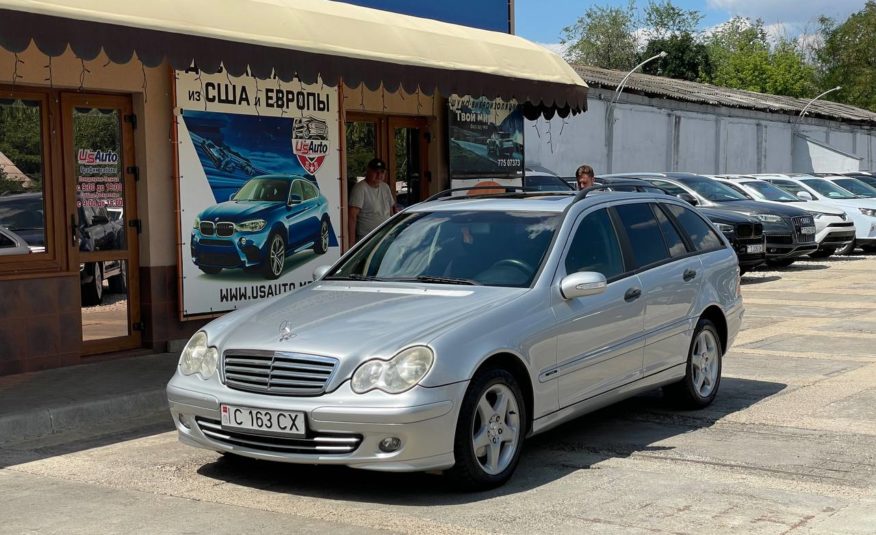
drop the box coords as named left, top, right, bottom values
left=683, top=269, right=697, bottom=282
left=624, top=287, right=641, bottom=302
left=70, top=214, right=80, bottom=248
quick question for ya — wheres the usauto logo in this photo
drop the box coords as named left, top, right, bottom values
left=77, top=149, right=119, bottom=165
left=291, top=117, right=330, bottom=175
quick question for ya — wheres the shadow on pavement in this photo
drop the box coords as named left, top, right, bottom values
left=756, top=263, right=828, bottom=272
left=741, top=275, right=781, bottom=285
left=195, top=376, right=786, bottom=502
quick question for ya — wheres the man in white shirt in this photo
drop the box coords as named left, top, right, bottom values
left=348, top=158, right=395, bottom=244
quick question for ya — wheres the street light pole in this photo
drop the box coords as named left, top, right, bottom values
left=605, top=51, right=667, bottom=173
left=796, top=86, right=841, bottom=125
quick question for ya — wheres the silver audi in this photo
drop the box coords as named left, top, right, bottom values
left=167, top=188, right=743, bottom=489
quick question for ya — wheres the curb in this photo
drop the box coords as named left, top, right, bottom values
left=0, top=389, right=169, bottom=445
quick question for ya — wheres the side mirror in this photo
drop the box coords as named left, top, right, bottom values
left=677, top=193, right=698, bottom=206
left=312, top=265, right=331, bottom=281
left=288, top=194, right=303, bottom=205
left=560, top=271, right=607, bottom=300
left=796, top=191, right=813, bottom=201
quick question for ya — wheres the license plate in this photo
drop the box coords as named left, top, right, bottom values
left=801, top=226, right=816, bottom=234
left=221, top=404, right=305, bottom=436
left=746, top=244, right=764, bottom=253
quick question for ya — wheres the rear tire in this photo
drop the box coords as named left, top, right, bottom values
left=447, top=368, right=527, bottom=491
left=313, top=217, right=330, bottom=255
left=665, top=318, right=723, bottom=409
left=198, top=266, right=222, bottom=275
left=81, top=263, right=104, bottom=306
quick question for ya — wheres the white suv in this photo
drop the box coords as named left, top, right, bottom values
left=755, top=174, right=876, bottom=254
left=714, top=176, right=854, bottom=257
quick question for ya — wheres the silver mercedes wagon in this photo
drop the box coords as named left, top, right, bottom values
left=167, top=186, right=743, bottom=489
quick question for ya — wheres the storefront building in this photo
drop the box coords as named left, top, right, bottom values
left=0, top=0, right=586, bottom=376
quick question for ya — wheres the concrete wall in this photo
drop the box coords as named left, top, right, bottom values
left=526, top=87, right=876, bottom=177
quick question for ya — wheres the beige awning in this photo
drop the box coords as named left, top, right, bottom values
left=0, top=0, right=587, bottom=117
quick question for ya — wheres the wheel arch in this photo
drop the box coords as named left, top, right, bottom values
left=699, top=305, right=728, bottom=354
left=470, top=352, right=534, bottom=435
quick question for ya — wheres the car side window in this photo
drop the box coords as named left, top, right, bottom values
left=647, top=179, right=687, bottom=197
left=290, top=180, right=305, bottom=201
left=564, top=208, right=625, bottom=280
left=301, top=181, right=318, bottom=200
left=652, top=204, right=688, bottom=257
left=665, top=204, right=723, bottom=252
left=0, top=232, right=14, bottom=248
left=614, top=203, right=671, bottom=268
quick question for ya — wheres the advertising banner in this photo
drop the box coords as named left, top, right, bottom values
left=175, top=68, right=341, bottom=316
left=448, top=95, right=524, bottom=180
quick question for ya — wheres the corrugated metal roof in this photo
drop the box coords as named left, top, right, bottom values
left=574, top=65, right=876, bottom=125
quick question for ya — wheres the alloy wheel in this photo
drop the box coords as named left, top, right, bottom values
left=471, top=383, right=520, bottom=475
left=320, top=221, right=329, bottom=251
left=269, top=235, right=285, bottom=276
left=691, top=329, right=720, bottom=398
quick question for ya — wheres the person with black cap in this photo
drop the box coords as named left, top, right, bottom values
left=349, top=157, right=395, bottom=244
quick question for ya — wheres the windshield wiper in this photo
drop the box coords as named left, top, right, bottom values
left=323, top=274, right=384, bottom=281
left=385, top=275, right=480, bottom=286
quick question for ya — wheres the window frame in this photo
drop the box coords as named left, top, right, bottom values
left=662, top=202, right=726, bottom=255
left=0, top=87, right=65, bottom=276
left=558, top=206, right=634, bottom=284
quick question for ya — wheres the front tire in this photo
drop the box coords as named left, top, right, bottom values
left=766, top=258, right=795, bottom=268
left=263, top=231, right=286, bottom=280
left=447, top=368, right=527, bottom=491
left=198, top=265, right=223, bottom=275
left=665, top=318, right=723, bottom=409
left=837, top=239, right=856, bottom=255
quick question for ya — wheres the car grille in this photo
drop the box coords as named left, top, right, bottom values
left=200, top=221, right=215, bottom=236
left=197, top=252, right=242, bottom=267
left=199, top=238, right=233, bottom=247
left=223, top=351, right=338, bottom=396
left=195, top=417, right=361, bottom=454
left=792, top=216, right=815, bottom=242
left=827, top=222, right=855, bottom=228
left=766, top=234, right=793, bottom=245
left=736, top=222, right=763, bottom=239
left=217, top=222, right=235, bottom=237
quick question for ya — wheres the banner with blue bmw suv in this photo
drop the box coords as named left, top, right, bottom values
left=175, top=67, right=341, bottom=317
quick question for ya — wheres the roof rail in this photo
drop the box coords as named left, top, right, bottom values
left=422, top=186, right=575, bottom=203
left=573, top=179, right=655, bottom=202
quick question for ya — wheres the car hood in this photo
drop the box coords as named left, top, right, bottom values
left=811, top=197, right=876, bottom=210
left=198, top=201, right=280, bottom=221
left=710, top=200, right=811, bottom=217
left=207, top=281, right=525, bottom=372
left=744, top=199, right=845, bottom=216
left=696, top=207, right=759, bottom=225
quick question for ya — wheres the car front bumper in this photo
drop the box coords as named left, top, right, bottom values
left=167, top=374, right=467, bottom=472
left=764, top=232, right=818, bottom=260
left=191, top=228, right=271, bottom=269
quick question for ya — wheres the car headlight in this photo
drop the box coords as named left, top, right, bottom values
left=235, top=219, right=267, bottom=232
left=754, top=214, right=782, bottom=223
left=192, top=217, right=200, bottom=230
left=351, top=346, right=434, bottom=394
left=713, top=222, right=734, bottom=233
left=179, top=331, right=219, bottom=379
left=859, top=208, right=876, bottom=217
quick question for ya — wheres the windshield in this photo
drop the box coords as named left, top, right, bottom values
left=801, top=179, right=857, bottom=199
left=329, top=210, right=560, bottom=288
left=743, top=180, right=800, bottom=202
left=832, top=178, right=876, bottom=198
left=233, top=178, right=290, bottom=202
left=679, top=177, right=749, bottom=202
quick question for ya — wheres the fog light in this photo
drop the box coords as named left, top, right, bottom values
left=177, top=414, right=191, bottom=430
left=239, top=237, right=246, bottom=246
left=379, top=437, right=402, bottom=453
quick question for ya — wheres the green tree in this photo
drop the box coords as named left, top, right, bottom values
left=706, top=17, right=815, bottom=98
left=643, top=0, right=703, bottom=40
left=561, top=0, right=638, bottom=70
left=640, top=33, right=712, bottom=82
left=815, top=2, right=876, bottom=111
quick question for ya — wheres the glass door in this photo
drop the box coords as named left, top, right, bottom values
left=388, top=117, right=429, bottom=207
left=61, top=94, right=140, bottom=354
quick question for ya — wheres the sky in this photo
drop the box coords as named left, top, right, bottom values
left=515, top=0, right=868, bottom=48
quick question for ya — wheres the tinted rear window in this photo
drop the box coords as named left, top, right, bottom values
left=665, top=204, right=724, bottom=252
left=614, top=203, right=670, bottom=268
